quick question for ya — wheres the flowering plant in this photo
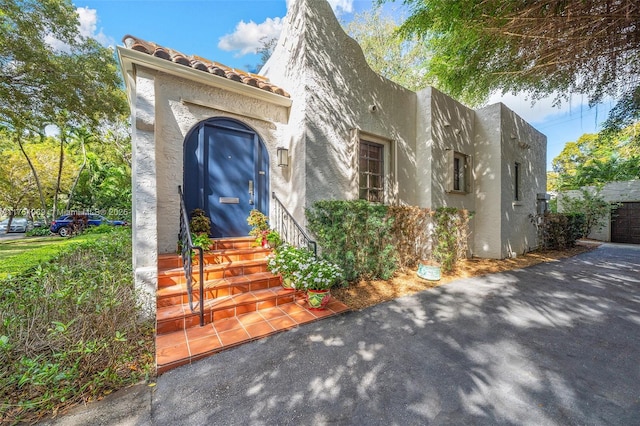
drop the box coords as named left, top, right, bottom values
left=296, top=257, right=343, bottom=291
left=267, top=244, right=314, bottom=284
left=267, top=245, right=343, bottom=290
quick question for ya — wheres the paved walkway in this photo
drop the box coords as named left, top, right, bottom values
left=40, top=243, right=640, bottom=425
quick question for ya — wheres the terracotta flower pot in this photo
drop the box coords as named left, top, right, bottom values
left=281, top=276, right=295, bottom=291
left=306, top=289, right=331, bottom=310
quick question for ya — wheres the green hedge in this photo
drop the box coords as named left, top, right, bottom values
left=306, top=200, right=473, bottom=281
left=306, top=200, right=397, bottom=282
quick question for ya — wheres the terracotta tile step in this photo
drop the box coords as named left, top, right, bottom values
left=158, top=247, right=271, bottom=269
left=212, top=237, right=256, bottom=250
left=155, top=298, right=351, bottom=374
left=156, top=272, right=282, bottom=308
left=157, top=258, right=270, bottom=287
left=156, top=287, right=304, bottom=335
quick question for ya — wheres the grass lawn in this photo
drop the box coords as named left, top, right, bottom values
left=0, top=234, right=102, bottom=280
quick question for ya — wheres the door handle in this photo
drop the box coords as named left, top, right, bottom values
left=248, top=180, right=254, bottom=205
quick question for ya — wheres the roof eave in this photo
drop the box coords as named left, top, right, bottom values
left=116, top=46, right=293, bottom=109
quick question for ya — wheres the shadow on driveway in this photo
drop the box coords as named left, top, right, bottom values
left=42, top=244, right=640, bottom=425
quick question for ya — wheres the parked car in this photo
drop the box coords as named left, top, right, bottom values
left=49, top=214, right=127, bottom=237
left=0, top=217, right=33, bottom=233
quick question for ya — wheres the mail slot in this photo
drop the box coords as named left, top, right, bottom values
left=219, top=197, right=240, bottom=204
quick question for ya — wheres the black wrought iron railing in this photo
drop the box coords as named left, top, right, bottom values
left=178, top=186, right=204, bottom=327
left=272, top=192, right=317, bottom=256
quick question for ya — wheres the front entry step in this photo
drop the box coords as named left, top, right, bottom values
left=155, top=237, right=349, bottom=374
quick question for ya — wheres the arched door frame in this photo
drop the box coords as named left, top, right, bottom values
left=183, top=117, right=270, bottom=237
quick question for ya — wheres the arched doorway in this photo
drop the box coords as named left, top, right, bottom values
left=183, top=118, right=269, bottom=238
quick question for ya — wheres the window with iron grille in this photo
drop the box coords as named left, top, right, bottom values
left=359, top=140, right=384, bottom=202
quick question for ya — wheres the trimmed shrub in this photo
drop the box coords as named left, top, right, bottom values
left=536, top=212, right=585, bottom=249
left=565, top=213, right=586, bottom=246
left=387, top=205, right=431, bottom=268
left=306, top=200, right=397, bottom=282
left=306, top=201, right=473, bottom=280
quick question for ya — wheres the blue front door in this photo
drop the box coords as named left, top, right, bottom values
left=184, top=118, right=269, bottom=238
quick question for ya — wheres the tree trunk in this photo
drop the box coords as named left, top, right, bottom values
left=52, top=126, right=66, bottom=220
left=66, top=136, right=87, bottom=211
left=15, top=131, right=49, bottom=224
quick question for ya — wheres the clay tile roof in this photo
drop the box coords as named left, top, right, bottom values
left=225, top=71, right=242, bottom=82
left=122, top=35, right=290, bottom=98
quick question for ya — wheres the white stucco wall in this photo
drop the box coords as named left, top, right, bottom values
left=474, top=103, right=547, bottom=258
left=428, top=87, right=476, bottom=211
left=263, top=0, right=417, bottom=217
left=474, top=104, right=503, bottom=258
left=151, top=71, right=290, bottom=254
left=130, top=70, right=158, bottom=314
left=263, top=0, right=548, bottom=259
left=498, top=104, right=547, bottom=257
left=558, top=180, right=640, bottom=241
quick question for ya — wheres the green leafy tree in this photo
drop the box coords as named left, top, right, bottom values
left=66, top=120, right=131, bottom=216
left=70, top=153, right=131, bottom=215
left=0, top=149, right=37, bottom=227
left=0, top=0, right=128, bottom=221
left=601, top=86, right=640, bottom=144
left=344, top=9, right=430, bottom=91
left=65, top=127, right=94, bottom=211
left=0, top=136, right=77, bottom=220
left=552, top=129, right=640, bottom=189
left=383, top=0, right=639, bottom=105
left=381, top=0, right=640, bottom=125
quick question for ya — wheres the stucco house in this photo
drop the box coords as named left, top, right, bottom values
left=117, top=0, right=547, bottom=304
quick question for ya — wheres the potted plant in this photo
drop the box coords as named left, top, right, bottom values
left=296, top=257, right=343, bottom=310
left=190, top=208, right=212, bottom=235
left=247, top=209, right=271, bottom=247
left=265, top=229, right=282, bottom=249
left=177, top=209, right=212, bottom=260
left=266, top=244, right=343, bottom=307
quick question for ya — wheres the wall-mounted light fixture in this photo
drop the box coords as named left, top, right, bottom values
left=277, top=147, right=289, bottom=167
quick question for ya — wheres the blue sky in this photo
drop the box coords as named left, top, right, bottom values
left=73, top=0, right=612, bottom=169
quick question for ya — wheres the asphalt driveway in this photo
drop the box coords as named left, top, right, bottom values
left=42, top=243, right=640, bottom=425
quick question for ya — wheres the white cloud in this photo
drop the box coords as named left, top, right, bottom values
left=218, top=17, right=284, bottom=56
left=219, top=0, right=354, bottom=57
left=45, top=7, right=114, bottom=51
left=76, top=7, right=114, bottom=47
left=327, top=0, right=354, bottom=13
left=487, top=91, right=593, bottom=124
left=285, top=0, right=354, bottom=14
